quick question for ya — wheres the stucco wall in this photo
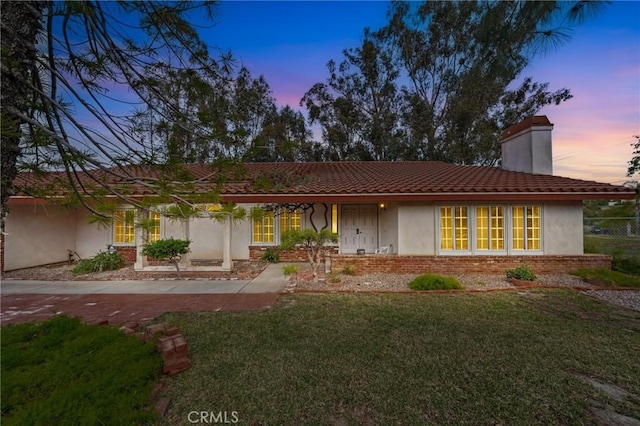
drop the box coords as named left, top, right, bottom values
left=4, top=203, right=77, bottom=270
left=378, top=203, right=399, bottom=253
left=543, top=201, right=583, bottom=255
left=397, top=204, right=436, bottom=255
left=75, top=209, right=111, bottom=258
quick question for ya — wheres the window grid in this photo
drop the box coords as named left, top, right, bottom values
left=253, top=211, right=275, bottom=244
left=440, top=207, right=453, bottom=250
left=114, top=210, right=135, bottom=244
left=512, top=206, right=541, bottom=251
left=476, top=206, right=505, bottom=251
left=454, top=207, right=468, bottom=250
left=149, top=212, right=161, bottom=242
left=490, top=207, right=505, bottom=250
left=280, top=210, right=302, bottom=233
left=476, top=207, right=489, bottom=250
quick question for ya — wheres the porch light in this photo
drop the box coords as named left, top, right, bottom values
left=379, top=203, right=386, bottom=211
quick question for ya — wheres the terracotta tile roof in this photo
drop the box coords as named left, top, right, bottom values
left=12, top=161, right=635, bottom=203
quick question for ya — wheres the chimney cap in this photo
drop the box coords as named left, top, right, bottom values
left=502, top=115, right=553, bottom=141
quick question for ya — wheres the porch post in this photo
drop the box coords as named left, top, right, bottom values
left=221, top=216, right=233, bottom=271
left=134, top=209, right=148, bottom=271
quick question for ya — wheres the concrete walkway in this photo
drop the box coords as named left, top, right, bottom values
left=0, top=263, right=299, bottom=325
left=0, top=263, right=292, bottom=295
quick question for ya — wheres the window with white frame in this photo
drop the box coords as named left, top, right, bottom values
left=253, top=210, right=275, bottom=244
left=439, top=204, right=541, bottom=253
left=440, top=206, right=469, bottom=250
left=476, top=206, right=504, bottom=251
left=148, top=212, right=161, bottom=242
left=512, top=206, right=541, bottom=251
left=113, top=209, right=135, bottom=245
left=252, top=209, right=303, bottom=245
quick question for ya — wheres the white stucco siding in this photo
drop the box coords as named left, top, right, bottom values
left=397, top=204, right=436, bottom=255
left=4, top=203, right=78, bottom=270
left=543, top=201, right=583, bottom=255
left=75, top=209, right=111, bottom=258
left=378, top=203, right=399, bottom=253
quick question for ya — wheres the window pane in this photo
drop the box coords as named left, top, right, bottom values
left=253, top=211, right=274, bottom=243
left=491, top=207, right=504, bottom=250
left=513, top=207, right=524, bottom=250
left=455, top=207, right=468, bottom=250
left=331, top=204, right=338, bottom=234
left=149, top=212, right=161, bottom=242
left=264, top=213, right=274, bottom=243
left=440, top=207, right=453, bottom=250
left=476, top=207, right=489, bottom=250
left=114, top=210, right=135, bottom=244
left=280, top=212, right=289, bottom=233
left=527, top=206, right=541, bottom=250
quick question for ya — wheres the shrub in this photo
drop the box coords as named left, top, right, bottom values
left=505, top=265, right=537, bottom=281
left=612, top=256, right=640, bottom=276
left=283, top=264, right=298, bottom=276
left=261, top=248, right=280, bottom=263
left=142, top=238, right=191, bottom=261
left=341, top=265, right=356, bottom=276
left=409, top=274, right=463, bottom=291
left=72, top=249, right=125, bottom=274
left=142, top=238, right=191, bottom=275
left=328, top=272, right=342, bottom=283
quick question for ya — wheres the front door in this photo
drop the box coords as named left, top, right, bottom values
left=340, top=205, right=378, bottom=253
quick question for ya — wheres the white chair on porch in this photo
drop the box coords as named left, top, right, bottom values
left=375, top=244, right=393, bottom=254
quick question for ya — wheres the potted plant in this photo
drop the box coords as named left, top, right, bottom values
left=505, top=265, right=538, bottom=287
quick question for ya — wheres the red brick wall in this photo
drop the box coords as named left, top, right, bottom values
left=0, top=232, right=4, bottom=275
left=329, top=254, right=612, bottom=275
left=249, top=246, right=339, bottom=262
left=115, top=246, right=137, bottom=262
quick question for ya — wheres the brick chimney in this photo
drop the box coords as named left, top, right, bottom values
left=501, top=115, right=553, bottom=175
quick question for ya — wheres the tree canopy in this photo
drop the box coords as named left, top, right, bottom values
left=302, top=0, right=607, bottom=165
left=2, top=1, right=237, bottom=225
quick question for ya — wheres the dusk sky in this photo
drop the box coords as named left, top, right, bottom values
left=208, top=1, right=640, bottom=184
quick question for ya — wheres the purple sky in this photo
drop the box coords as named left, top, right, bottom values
left=210, top=1, right=640, bottom=184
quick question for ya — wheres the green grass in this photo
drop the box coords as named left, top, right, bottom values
left=159, top=291, right=640, bottom=425
left=584, top=235, right=640, bottom=257
left=572, top=268, right=640, bottom=288
left=1, top=316, right=162, bottom=425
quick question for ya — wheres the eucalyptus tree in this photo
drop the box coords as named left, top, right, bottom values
left=1, top=1, right=234, bottom=230
left=301, top=30, right=406, bottom=161
left=246, top=105, right=316, bottom=162
left=303, top=0, right=607, bottom=165
left=383, top=0, right=581, bottom=165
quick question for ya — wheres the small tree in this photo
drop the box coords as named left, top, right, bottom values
left=280, top=229, right=338, bottom=283
left=142, top=238, right=191, bottom=276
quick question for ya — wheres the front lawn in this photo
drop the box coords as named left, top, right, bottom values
left=572, top=268, right=640, bottom=288
left=159, top=290, right=640, bottom=425
left=1, top=316, right=162, bottom=425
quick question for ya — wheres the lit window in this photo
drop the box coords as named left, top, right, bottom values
left=331, top=204, right=338, bottom=234
left=440, top=207, right=468, bottom=250
left=253, top=211, right=275, bottom=244
left=280, top=210, right=302, bottom=233
left=476, top=206, right=504, bottom=251
left=114, top=209, right=135, bottom=244
left=149, top=212, right=161, bottom=242
left=513, top=206, right=541, bottom=250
